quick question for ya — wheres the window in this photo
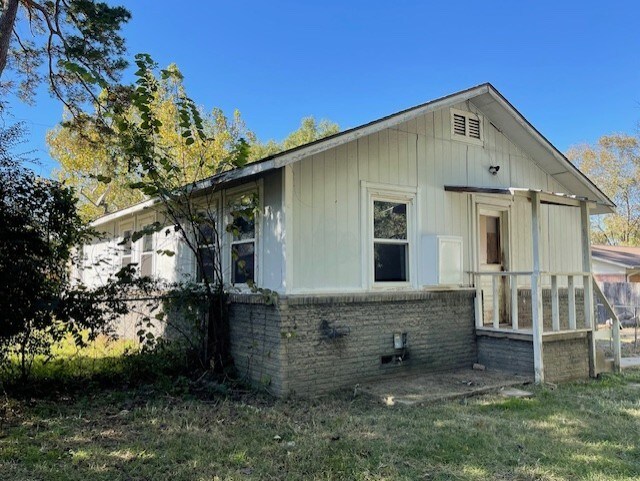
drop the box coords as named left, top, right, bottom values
left=480, top=215, right=501, bottom=265
left=120, top=228, right=133, bottom=269
left=140, top=224, right=154, bottom=277
left=450, top=108, right=483, bottom=144
left=196, top=216, right=217, bottom=283
left=229, top=195, right=256, bottom=285
left=373, top=200, right=409, bottom=282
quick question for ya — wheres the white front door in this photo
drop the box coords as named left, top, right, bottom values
left=478, top=210, right=508, bottom=325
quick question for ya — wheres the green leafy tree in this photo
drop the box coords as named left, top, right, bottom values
left=567, top=134, right=640, bottom=245
left=0, top=122, right=149, bottom=379
left=0, top=0, right=130, bottom=112
left=249, top=116, right=339, bottom=160
left=48, top=64, right=255, bottom=220
left=76, top=54, right=273, bottom=371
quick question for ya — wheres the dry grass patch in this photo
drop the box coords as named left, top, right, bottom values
left=1, top=371, right=640, bottom=480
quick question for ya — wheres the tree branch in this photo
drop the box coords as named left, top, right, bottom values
left=0, top=0, right=20, bottom=77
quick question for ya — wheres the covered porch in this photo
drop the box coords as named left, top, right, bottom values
left=446, top=186, right=622, bottom=383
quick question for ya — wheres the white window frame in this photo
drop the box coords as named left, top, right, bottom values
left=138, top=213, right=156, bottom=278
left=118, top=219, right=135, bottom=271
left=450, top=107, right=484, bottom=146
left=361, top=182, right=418, bottom=290
left=224, top=183, right=261, bottom=287
left=193, top=200, right=220, bottom=284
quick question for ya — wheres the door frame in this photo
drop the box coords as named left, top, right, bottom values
left=472, top=196, right=513, bottom=325
left=472, top=196, right=512, bottom=274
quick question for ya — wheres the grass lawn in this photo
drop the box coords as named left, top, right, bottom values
left=1, top=370, right=640, bottom=480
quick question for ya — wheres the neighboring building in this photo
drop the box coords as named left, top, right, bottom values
left=80, top=83, right=616, bottom=396
left=592, top=245, right=640, bottom=283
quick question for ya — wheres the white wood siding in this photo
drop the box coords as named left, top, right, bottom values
left=290, top=101, right=584, bottom=292
left=80, top=102, right=587, bottom=294
left=80, top=176, right=285, bottom=291
left=510, top=197, right=583, bottom=287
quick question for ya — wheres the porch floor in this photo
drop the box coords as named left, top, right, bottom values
left=359, top=368, right=532, bottom=406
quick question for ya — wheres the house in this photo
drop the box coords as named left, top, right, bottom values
left=81, top=83, right=617, bottom=396
left=592, top=245, right=640, bottom=283
left=592, top=245, right=640, bottom=327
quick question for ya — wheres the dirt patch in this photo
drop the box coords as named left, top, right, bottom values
left=598, top=327, right=640, bottom=358
left=359, top=368, right=532, bottom=406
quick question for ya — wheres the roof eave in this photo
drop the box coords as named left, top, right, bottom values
left=90, top=82, right=616, bottom=223
left=482, top=84, right=615, bottom=213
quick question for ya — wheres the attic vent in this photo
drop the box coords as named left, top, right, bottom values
left=468, top=118, right=481, bottom=139
left=453, top=113, right=466, bottom=136
left=450, top=108, right=483, bottom=145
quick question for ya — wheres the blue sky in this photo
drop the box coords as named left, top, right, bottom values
left=7, top=0, right=640, bottom=177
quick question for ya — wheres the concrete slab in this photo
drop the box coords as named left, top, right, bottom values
left=621, top=357, right=640, bottom=369
left=359, top=368, right=532, bottom=406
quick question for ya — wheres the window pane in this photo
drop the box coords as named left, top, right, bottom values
left=140, top=253, right=153, bottom=277
left=197, top=221, right=216, bottom=246
left=374, top=243, right=407, bottom=282
left=485, top=216, right=501, bottom=264
left=121, top=255, right=132, bottom=269
left=374, top=201, right=407, bottom=240
left=197, top=247, right=216, bottom=283
left=231, top=215, right=255, bottom=241
left=122, top=230, right=132, bottom=255
left=143, top=230, right=153, bottom=253
left=232, top=242, right=255, bottom=284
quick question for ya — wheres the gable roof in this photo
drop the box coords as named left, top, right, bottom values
left=194, top=82, right=613, bottom=212
left=592, top=245, right=640, bottom=269
left=92, top=83, right=614, bottom=226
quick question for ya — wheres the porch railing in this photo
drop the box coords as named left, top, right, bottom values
left=592, top=279, right=622, bottom=372
left=471, top=271, right=594, bottom=333
left=473, top=271, right=622, bottom=376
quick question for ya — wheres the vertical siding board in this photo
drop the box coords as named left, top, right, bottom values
left=407, top=117, right=418, bottom=135
left=335, top=144, right=349, bottom=288
left=433, top=110, right=443, bottom=233
left=310, top=154, right=325, bottom=288
left=379, top=130, right=390, bottom=183
left=324, top=148, right=337, bottom=288
left=416, top=114, right=426, bottom=139
left=388, top=128, right=399, bottom=185
left=417, top=125, right=428, bottom=233
left=426, top=112, right=437, bottom=234
left=368, top=133, right=379, bottom=183
left=407, top=132, right=417, bottom=186
left=299, top=158, right=314, bottom=288
left=358, top=137, right=369, bottom=181
left=442, top=110, right=453, bottom=234
left=347, top=141, right=360, bottom=287
left=292, top=162, right=302, bottom=289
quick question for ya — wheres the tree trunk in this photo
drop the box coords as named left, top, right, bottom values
left=206, top=288, right=231, bottom=373
left=0, top=0, right=20, bottom=79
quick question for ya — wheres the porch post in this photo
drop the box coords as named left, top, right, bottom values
left=531, top=192, right=544, bottom=383
left=580, top=200, right=597, bottom=377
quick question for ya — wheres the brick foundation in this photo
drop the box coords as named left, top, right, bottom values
left=477, top=329, right=591, bottom=383
left=229, top=290, right=477, bottom=397
left=477, top=332, right=534, bottom=377
left=542, top=332, right=590, bottom=383
left=111, top=287, right=592, bottom=396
